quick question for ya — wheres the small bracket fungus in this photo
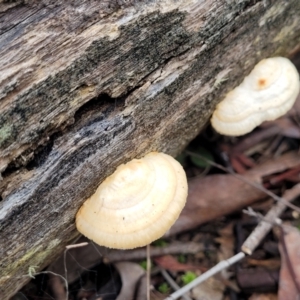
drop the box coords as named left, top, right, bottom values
left=75, top=152, right=188, bottom=249
left=211, top=57, right=300, bottom=136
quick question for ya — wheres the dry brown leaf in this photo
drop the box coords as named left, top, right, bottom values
left=136, top=274, right=148, bottom=300
left=230, top=155, right=248, bottom=174
left=169, top=152, right=300, bottom=236
left=154, top=255, right=198, bottom=272
left=248, top=293, right=278, bottom=300
left=246, top=151, right=300, bottom=176
left=278, top=225, right=300, bottom=300
left=236, top=268, right=278, bottom=291
left=150, top=290, right=167, bottom=300
left=169, top=172, right=264, bottom=235
left=114, top=262, right=145, bottom=300
left=246, top=258, right=281, bottom=270
left=191, top=277, right=225, bottom=300
left=216, top=223, right=235, bottom=261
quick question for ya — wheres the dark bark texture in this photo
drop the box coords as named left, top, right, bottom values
left=0, top=0, right=300, bottom=298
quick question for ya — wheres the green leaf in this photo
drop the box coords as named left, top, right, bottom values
left=152, top=239, right=168, bottom=247
left=177, top=254, right=186, bottom=263
left=181, top=271, right=197, bottom=285
left=176, top=153, right=187, bottom=166
left=158, top=282, right=170, bottom=294
left=139, top=260, right=148, bottom=270
left=189, top=147, right=214, bottom=168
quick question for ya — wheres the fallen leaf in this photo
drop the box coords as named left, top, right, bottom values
left=248, top=293, right=278, bottom=300
left=278, top=225, right=300, bottom=300
left=216, top=223, right=235, bottom=261
left=246, top=258, right=281, bottom=270
left=191, top=277, right=225, bottom=300
left=169, top=172, right=264, bottom=235
left=169, top=152, right=300, bottom=236
left=246, top=151, right=300, bottom=177
left=136, top=274, right=148, bottom=300
left=236, top=268, right=278, bottom=292
left=114, top=262, right=145, bottom=300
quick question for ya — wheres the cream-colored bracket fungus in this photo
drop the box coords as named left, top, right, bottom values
left=211, top=57, right=300, bottom=136
left=75, top=152, right=188, bottom=249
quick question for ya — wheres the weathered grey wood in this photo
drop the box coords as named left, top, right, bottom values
left=0, top=0, right=300, bottom=297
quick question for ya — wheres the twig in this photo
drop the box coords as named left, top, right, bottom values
left=65, top=242, right=88, bottom=250
left=242, top=207, right=282, bottom=226
left=241, top=184, right=300, bottom=255
left=242, top=207, right=266, bottom=220
left=185, top=150, right=300, bottom=213
left=147, top=244, right=151, bottom=300
left=164, top=252, right=245, bottom=300
left=160, top=269, right=192, bottom=300
left=104, top=241, right=210, bottom=263
left=64, top=242, right=88, bottom=284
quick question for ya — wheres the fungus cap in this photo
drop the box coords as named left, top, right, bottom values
left=75, top=152, right=188, bottom=249
left=211, top=57, right=300, bottom=136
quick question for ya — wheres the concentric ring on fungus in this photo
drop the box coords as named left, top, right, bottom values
left=75, top=152, right=188, bottom=249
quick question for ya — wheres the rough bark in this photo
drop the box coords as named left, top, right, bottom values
left=0, top=0, right=300, bottom=297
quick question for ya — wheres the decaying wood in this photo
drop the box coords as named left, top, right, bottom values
left=0, top=0, right=300, bottom=297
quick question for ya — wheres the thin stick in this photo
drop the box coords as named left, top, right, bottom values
left=105, top=241, right=210, bottom=263
left=242, top=183, right=300, bottom=254
left=62, top=242, right=88, bottom=298
left=165, top=252, right=245, bottom=300
left=186, top=150, right=300, bottom=213
left=37, top=271, right=69, bottom=296
left=65, top=242, right=88, bottom=250
left=160, top=269, right=192, bottom=300
left=147, top=244, right=151, bottom=300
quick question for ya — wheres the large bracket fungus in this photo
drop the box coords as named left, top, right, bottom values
left=75, top=152, right=188, bottom=249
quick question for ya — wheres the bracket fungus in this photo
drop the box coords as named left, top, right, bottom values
left=75, top=152, right=188, bottom=249
left=211, top=57, right=300, bottom=136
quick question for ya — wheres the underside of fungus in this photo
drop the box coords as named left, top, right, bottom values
left=211, top=57, right=300, bottom=136
left=75, top=152, right=188, bottom=249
